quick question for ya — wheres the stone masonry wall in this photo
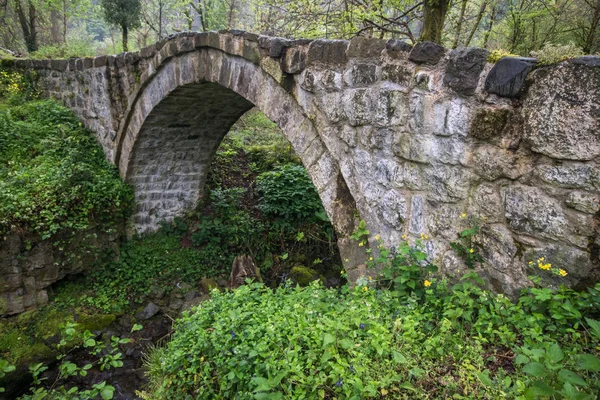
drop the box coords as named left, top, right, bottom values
left=8, top=31, right=600, bottom=296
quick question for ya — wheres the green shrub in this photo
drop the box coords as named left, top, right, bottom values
left=530, top=42, right=585, bottom=65
left=256, top=164, right=326, bottom=226
left=0, top=100, right=133, bottom=239
left=487, top=49, right=519, bottom=63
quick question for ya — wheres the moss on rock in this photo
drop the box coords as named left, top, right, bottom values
left=289, top=266, right=324, bottom=286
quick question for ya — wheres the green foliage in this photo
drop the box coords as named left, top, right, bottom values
left=15, top=322, right=138, bottom=400
left=256, top=164, right=326, bottom=226
left=530, top=42, right=585, bottom=64
left=487, top=49, right=519, bottom=63
left=0, top=99, right=133, bottom=240
left=0, top=69, right=39, bottom=103
left=84, top=233, right=225, bottom=312
left=100, top=0, right=141, bottom=30
left=0, top=359, right=15, bottom=393
left=368, top=235, right=438, bottom=299
left=143, top=277, right=600, bottom=399
left=449, top=216, right=484, bottom=269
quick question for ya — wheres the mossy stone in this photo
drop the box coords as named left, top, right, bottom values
left=469, top=108, right=510, bottom=140
left=289, top=266, right=324, bottom=286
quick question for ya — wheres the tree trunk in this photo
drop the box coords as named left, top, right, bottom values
left=420, top=0, right=451, bottom=44
left=14, top=0, right=37, bottom=52
left=122, top=24, right=128, bottom=52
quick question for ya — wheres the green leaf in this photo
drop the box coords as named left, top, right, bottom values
left=577, top=354, right=600, bottom=372
left=85, top=338, right=96, bottom=347
left=584, top=318, right=600, bottom=339
left=522, top=362, right=549, bottom=377
left=546, top=343, right=564, bottom=363
left=392, top=351, right=407, bottom=364
left=526, top=380, right=557, bottom=397
left=477, top=370, right=493, bottom=386
left=252, top=377, right=272, bottom=392
left=101, top=387, right=115, bottom=399
left=322, top=333, right=335, bottom=348
left=558, top=369, right=588, bottom=387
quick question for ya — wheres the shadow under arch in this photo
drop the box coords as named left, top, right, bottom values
left=113, top=46, right=364, bottom=276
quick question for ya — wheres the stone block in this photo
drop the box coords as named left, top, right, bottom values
left=444, top=47, right=489, bottom=96
left=385, top=39, right=412, bottom=59
left=307, top=39, right=348, bottom=65
left=93, top=56, right=107, bottom=68
left=346, top=37, right=386, bottom=58
left=408, top=41, right=445, bottom=65
left=504, top=185, right=567, bottom=239
left=344, top=64, right=378, bottom=87
left=570, top=55, right=600, bottom=66
left=382, top=64, right=412, bottom=86
left=484, top=57, right=537, bottom=97
left=282, top=47, right=306, bottom=74
left=565, top=191, right=600, bottom=214
left=50, top=59, right=68, bottom=71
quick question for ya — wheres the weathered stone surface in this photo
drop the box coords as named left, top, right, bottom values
left=136, top=302, right=161, bottom=320
left=522, top=64, right=600, bottom=160
left=307, top=39, right=348, bottom=65
left=408, top=41, right=445, bottom=65
left=565, top=191, right=600, bottom=214
left=570, top=55, right=600, bottom=67
left=484, top=57, right=537, bottom=97
left=9, top=31, right=598, bottom=302
left=504, top=185, right=568, bottom=239
left=385, top=39, right=412, bottom=58
left=444, top=47, right=489, bottom=96
left=346, top=37, right=386, bottom=58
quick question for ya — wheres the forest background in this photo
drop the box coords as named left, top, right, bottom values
left=0, top=0, right=597, bottom=60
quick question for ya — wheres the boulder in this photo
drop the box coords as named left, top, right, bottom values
left=484, top=57, right=537, bottom=97
left=135, top=302, right=160, bottom=320
left=408, top=41, right=445, bottom=65
left=289, top=266, right=324, bottom=286
left=444, top=47, right=489, bottom=96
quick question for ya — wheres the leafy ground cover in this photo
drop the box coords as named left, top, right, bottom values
left=0, top=71, right=132, bottom=240
left=142, top=266, right=600, bottom=399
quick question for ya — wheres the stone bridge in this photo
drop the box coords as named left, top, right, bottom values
left=11, top=30, right=600, bottom=295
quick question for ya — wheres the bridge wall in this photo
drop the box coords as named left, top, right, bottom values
left=10, top=31, right=600, bottom=296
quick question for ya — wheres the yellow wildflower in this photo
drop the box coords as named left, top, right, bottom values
left=368, top=276, right=373, bottom=281
left=538, top=263, right=551, bottom=271
left=460, top=213, right=467, bottom=219
left=420, top=233, right=429, bottom=240
left=424, top=280, right=432, bottom=287
left=559, top=269, right=568, bottom=277
left=469, top=248, right=474, bottom=253
left=369, top=256, right=373, bottom=261
left=528, top=261, right=533, bottom=265
left=375, top=234, right=380, bottom=240
left=358, top=242, right=364, bottom=247
left=402, top=234, right=408, bottom=240
left=362, top=286, right=368, bottom=292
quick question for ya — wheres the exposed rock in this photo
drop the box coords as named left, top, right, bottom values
left=408, top=41, right=445, bottom=65
left=444, top=47, right=489, bottom=96
left=135, top=302, right=160, bottom=320
left=484, top=57, right=537, bottom=97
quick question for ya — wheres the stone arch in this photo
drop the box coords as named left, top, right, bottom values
left=114, top=46, right=360, bottom=269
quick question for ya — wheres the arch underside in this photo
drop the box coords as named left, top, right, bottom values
left=127, top=82, right=253, bottom=232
